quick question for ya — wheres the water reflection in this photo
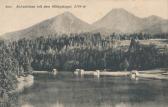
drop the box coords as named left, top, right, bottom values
left=2, top=72, right=168, bottom=107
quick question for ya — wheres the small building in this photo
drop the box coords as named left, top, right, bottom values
left=93, top=70, right=100, bottom=78
left=74, top=69, right=85, bottom=76
left=52, top=69, right=58, bottom=75
left=130, top=70, right=139, bottom=79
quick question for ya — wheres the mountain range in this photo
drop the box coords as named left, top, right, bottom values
left=1, top=8, right=168, bottom=40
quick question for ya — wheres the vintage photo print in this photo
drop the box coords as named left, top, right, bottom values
left=0, top=0, right=168, bottom=107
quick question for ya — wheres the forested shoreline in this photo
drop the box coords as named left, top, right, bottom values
left=0, top=32, right=168, bottom=91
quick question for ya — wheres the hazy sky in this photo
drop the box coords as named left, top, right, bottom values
left=0, top=0, right=168, bottom=35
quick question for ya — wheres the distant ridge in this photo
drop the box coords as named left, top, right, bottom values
left=1, top=12, right=93, bottom=40
left=93, top=8, right=168, bottom=34
left=1, top=9, right=168, bottom=40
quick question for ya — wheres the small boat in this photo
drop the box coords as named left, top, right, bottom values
left=80, top=69, right=85, bottom=75
left=74, top=69, right=79, bottom=75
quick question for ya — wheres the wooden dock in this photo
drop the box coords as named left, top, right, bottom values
left=99, top=72, right=130, bottom=76
left=33, top=69, right=58, bottom=75
left=33, top=71, right=49, bottom=74
left=74, top=69, right=130, bottom=77
left=74, top=69, right=168, bottom=80
left=138, top=74, right=168, bottom=80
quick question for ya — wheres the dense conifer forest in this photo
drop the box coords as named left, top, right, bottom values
left=0, top=32, right=168, bottom=91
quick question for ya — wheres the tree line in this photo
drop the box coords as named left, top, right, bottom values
left=0, top=33, right=168, bottom=91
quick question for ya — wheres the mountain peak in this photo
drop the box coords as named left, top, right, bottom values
left=110, top=8, right=128, bottom=12
left=1, top=11, right=93, bottom=40
left=108, top=8, right=130, bottom=15
left=102, top=8, right=137, bottom=21
left=62, top=11, right=75, bottom=17
left=49, top=12, right=77, bottom=22
left=57, top=12, right=76, bottom=19
left=93, top=8, right=141, bottom=33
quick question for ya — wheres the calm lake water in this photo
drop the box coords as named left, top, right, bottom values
left=7, top=72, right=168, bottom=107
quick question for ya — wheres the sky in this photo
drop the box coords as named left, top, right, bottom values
left=0, top=0, right=168, bottom=35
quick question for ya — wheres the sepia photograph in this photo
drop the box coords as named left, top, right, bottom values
left=0, top=0, right=168, bottom=107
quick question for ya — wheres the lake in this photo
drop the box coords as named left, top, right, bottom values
left=5, top=72, right=168, bottom=107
